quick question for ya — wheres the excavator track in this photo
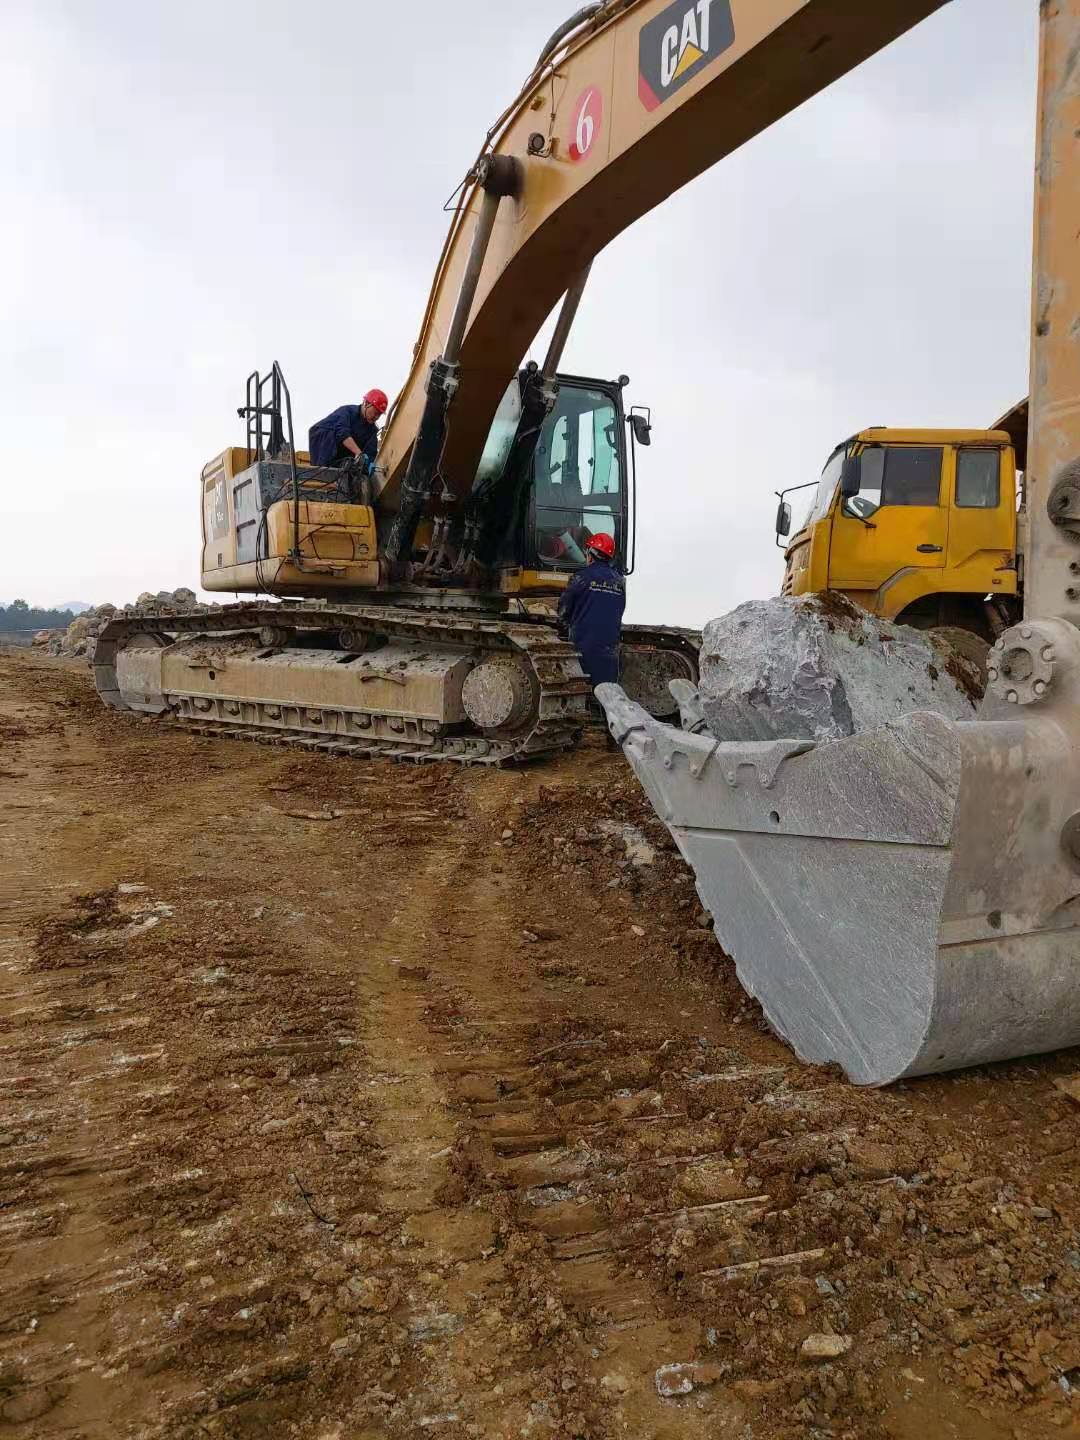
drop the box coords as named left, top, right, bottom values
left=619, top=623, right=701, bottom=718
left=93, top=603, right=590, bottom=767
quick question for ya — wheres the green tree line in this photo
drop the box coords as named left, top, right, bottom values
left=0, top=600, right=76, bottom=631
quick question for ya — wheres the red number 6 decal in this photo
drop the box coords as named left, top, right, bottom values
left=568, top=85, right=603, bottom=163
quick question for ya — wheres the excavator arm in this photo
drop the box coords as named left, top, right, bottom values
left=376, top=0, right=950, bottom=558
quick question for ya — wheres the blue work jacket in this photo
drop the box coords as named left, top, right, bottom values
left=308, top=405, right=379, bottom=468
left=557, top=558, right=626, bottom=687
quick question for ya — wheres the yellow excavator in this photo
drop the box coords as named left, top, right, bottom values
left=97, top=0, right=1080, bottom=1086
left=94, top=359, right=697, bottom=763
left=93, top=0, right=953, bottom=763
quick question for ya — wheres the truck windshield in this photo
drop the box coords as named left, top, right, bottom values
left=533, top=387, right=622, bottom=567
left=795, top=447, right=845, bottom=533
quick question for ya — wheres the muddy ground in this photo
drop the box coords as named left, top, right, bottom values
left=2, top=646, right=1079, bottom=1439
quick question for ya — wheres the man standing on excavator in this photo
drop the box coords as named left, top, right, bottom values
left=308, top=388, right=389, bottom=473
left=557, top=532, right=626, bottom=692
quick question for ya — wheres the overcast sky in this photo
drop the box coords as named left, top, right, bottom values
left=3, top=0, right=1036, bottom=622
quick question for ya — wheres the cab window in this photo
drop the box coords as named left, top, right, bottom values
left=956, top=449, right=1001, bottom=508
left=534, top=388, right=621, bottom=567
left=858, top=446, right=942, bottom=508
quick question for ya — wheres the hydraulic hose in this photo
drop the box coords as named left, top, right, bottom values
left=530, top=4, right=603, bottom=75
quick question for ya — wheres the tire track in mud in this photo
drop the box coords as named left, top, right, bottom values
left=349, top=775, right=752, bottom=1438
left=338, top=811, right=620, bottom=1438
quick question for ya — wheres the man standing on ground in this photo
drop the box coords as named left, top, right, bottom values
left=557, top=532, right=626, bottom=694
left=308, top=388, right=389, bottom=472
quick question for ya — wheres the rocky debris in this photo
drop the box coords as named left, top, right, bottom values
left=38, top=589, right=216, bottom=662
left=654, top=1361, right=722, bottom=1397
left=501, top=768, right=1080, bottom=1430
left=691, top=592, right=986, bottom=743
left=597, top=819, right=656, bottom=867
left=801, top=1333, right=852, bottom=1361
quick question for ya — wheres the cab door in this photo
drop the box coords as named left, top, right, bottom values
left=944, top=445, right=1017, bottom=594
left=828, top=444, right=948, bottom=595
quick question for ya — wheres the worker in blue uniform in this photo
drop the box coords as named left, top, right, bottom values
left=557, top=531, right=626, bottom=690
left=308, top=388, right=389, bottom=472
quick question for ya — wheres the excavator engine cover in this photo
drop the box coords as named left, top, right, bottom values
left=597, top=617, right=1080, bottom=1086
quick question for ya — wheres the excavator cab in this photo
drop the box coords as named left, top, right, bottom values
left=529, top=375, right=632, bottom=573
left=473, top=371, right=638, bottom=590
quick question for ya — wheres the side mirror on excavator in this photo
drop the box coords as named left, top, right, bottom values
left=840, top=454, right=862, bottom=498
left=775, top=500, right=792, bottom=538
left=630, top=412, right=652, bottom=447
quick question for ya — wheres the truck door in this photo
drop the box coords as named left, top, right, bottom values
left=828, top=444, right=948, bottom=597
left=944, top=445, right=1017, bottom=592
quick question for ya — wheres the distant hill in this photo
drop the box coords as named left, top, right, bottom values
left=54, top=601, right=92, bottom=614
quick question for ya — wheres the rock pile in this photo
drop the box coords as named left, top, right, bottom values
left=34, top=588, right=211, bottom=661
left=694, top=592, right=987, bottom=743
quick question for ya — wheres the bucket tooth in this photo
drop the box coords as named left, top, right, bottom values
left=668, top=678, right=708, bottom=734
left=597, top=629, right=1080, bottom=1087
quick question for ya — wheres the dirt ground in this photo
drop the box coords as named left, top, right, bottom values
left=2, top=647, right=1080, bottom=1440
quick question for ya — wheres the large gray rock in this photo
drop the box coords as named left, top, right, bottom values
left=697, top=594, right=982, bottom=743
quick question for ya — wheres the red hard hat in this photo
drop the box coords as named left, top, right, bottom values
left=364, top=388, right=389, bottom=416
left=586, top=532, right=616, bottom=560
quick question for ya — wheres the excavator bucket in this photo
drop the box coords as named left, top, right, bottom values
left=596, top=618, right=1080, bottom=1086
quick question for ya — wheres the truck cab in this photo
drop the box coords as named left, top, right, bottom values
left=777, top=427, right=1021, bottom=632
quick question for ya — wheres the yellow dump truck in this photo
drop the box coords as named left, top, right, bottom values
left=776, top=400, right=1028, bottom=636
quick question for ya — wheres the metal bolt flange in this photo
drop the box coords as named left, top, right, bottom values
left=988, top=621, right=1059, bottom=706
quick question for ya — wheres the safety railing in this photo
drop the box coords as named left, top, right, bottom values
left=237, top=362, right=302, bottom=563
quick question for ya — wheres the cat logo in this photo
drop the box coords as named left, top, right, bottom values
left=638, top=0, right=735, bottom=111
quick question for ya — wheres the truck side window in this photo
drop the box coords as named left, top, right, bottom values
left=879, top=447, right=943, bottom=506
left=956, top=449, right=1001, bottom=508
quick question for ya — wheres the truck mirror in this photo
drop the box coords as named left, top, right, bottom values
left=840, top=454, right=862, bottom=498
left=630, top=413, right=652, bottom=448
left=775, top=500, right=792, bottom=537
